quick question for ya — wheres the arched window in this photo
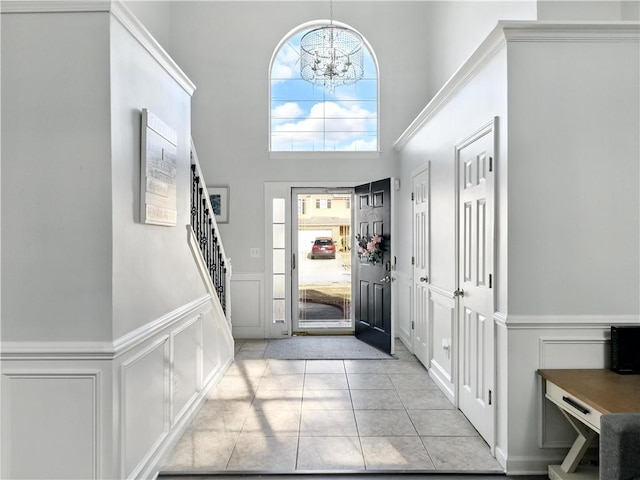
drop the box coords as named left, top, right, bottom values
left=270, top=21, right=378, bottom=153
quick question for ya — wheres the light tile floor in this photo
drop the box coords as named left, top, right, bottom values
left=161, top=339, right=503, bottom=474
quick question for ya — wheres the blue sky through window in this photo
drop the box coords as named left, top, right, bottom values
left=271, top=29, right=378, bottom=152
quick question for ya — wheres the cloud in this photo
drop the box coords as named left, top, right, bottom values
left=272, top=101, right=377, bottom=151
left=272, top=40, right=301, bottom=81
left=271, top=102, right=304, bottom=125
left=341, top=137, right=378, bottom=152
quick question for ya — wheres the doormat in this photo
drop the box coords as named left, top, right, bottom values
left=262, top=336, right=393, bottom=360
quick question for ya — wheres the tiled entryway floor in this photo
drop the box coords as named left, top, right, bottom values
left=161, top=339, right=502, bottom=474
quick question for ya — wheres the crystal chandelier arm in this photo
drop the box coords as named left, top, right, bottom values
left=300, top=25, right=364, bottom=90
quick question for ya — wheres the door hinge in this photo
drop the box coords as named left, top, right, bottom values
left=489, top=156, right=493, bottom=173
left=489, top=273, right=492, bottom=288
left=488, top=389, right=492, bottom=405
left=411, top=321, right=415, bottom=330
left=411, top=192, right=415, bottom=201
left=292, top=253, right=296, bottom=270
left=411, top=256, right=415, bottom=265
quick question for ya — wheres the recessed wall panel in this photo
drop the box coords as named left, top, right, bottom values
left=173, top=319, right=200, bottom=423
left=123, top=339, right=168, bottom=478
left=2, top=373, right=97, bottom=479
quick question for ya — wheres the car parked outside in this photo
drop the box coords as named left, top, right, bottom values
left=310, top=237, right=336, bottom=259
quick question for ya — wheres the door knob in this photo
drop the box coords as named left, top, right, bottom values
left=419, top=276, right=428, bottom=283
left=453, top=288, right=464, bottom=298
left=380, top=275, right=391, bottom=283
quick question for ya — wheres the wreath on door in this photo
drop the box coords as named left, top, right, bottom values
left=355, top=234, right=384, bottom=264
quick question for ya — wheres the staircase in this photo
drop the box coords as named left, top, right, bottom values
left=189, top=141, right=231, bottom=324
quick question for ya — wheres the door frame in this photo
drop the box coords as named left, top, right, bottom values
left=291, top=187, right=355, bottom=335
left=454, top=117, right=497, bottom=451
left=265, top=181, right=387, bottom=339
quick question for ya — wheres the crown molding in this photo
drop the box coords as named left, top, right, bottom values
left=393, top=21, right=640, bottom=151
left=393, top=23, right=507, bottom=151
left=503, top=21, right=640, bottom=43
left=0, top=0, right=196, bottom=95
left=0, top=1, right=111, bottom=13
left=109, top=1, right=196, bottom=95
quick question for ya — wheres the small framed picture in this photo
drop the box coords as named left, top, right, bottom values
left=207, top=186, right=229, bottom=224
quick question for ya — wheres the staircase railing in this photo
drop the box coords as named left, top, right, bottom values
left=190, top=142, right=231, bottom=320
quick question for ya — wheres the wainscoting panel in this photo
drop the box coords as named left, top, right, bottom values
left=1, top=296, right=234, bottom=480
left=121, top=337, right=170, bottom=479
left=538, top=335, right=609, bottom=448
left=171, top=317, right=201, bottom=425
left=429, top=287, right=455, bottom=401
left=211, top=312, right=234, bottom=380
left=230, top=274, right=265, bottom=338
left=495, top=313, right=508, bottom=470
left=125, top=296, right=234, bottom=479
left=1, top=371, right=99, bottom=479
left=201, top=308, right=220, bottom=386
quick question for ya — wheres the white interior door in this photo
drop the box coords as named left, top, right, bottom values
left=456, top=120, right=496, bottom=447
left=412, top=166, right=430, bottom=367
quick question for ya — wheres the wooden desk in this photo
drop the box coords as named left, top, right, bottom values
left=538, top=369, right=640, bottom=480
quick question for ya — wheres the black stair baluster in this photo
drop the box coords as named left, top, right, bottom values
left=190, top=157, right=228, bottom=316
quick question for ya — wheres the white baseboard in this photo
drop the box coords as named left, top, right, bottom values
left=396, top=329, right=412, bottom=352
left=495, top=445, right=508, bottom=470
left=429, top=360, right=455, bottom=404
left=505, top=454, right=565, bottom=476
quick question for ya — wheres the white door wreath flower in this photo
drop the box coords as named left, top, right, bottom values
left=355, top=233, right=384, bottom=264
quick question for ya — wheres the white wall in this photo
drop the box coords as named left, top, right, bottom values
left=1, top=5, right=234, bottom=479
left=1, top=11, right=113, bottom=342
left=1, top=11, right=115, bottom=476
left=109, top=15, right=207, bottom=339
left=503, top=28, right=640, bottom=473
left=537, top=0, right=639, bottom=20
left=507, top=36, right=640, bottom=316
left=425, top=1, right=536, bottom=100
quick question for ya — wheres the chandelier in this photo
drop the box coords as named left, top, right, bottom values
left=300, top=1, right=364, bottom=90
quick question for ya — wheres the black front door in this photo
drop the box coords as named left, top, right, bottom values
left=354, top=178, right=392, bottom=354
